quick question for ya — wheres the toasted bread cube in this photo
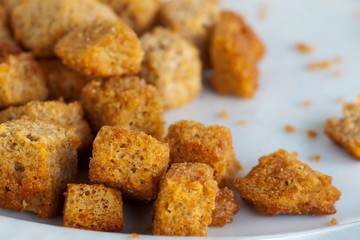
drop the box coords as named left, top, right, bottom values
left=153, top=163, right=218, bottom=236
left=99, top=0, right=160, bottom=35
left=165, top=120, right=241, bottom=186
left=63, top=184, right=123, bottom=231
left=0, top=100, right=92, bottom=156
left=55, top=20, right=143, bottom=77
left=81, top=76, right=165, bottom=139
left=139, top=27, right=202, bottom=110
left=90, top=126, right=169, bottom=201
left=233, top=149, right=341, bottom=216
left=0, top=0, right=30, bottom=12
left=0, top=119, right=79, bottom=218
left=0, top=53, right=48, bottom=108
left=159, top=0, right=219, bottom=67
left=0, top=6, right=21, bottom=58
left=211, top=11, right=265, bottom=98
left=210, top=187, right=239, bottom=227
left=11, top=0, right=119, bottom=58
left=324, top=96, right=360, bottom=159
left=40, top=60, right=90, bottom=102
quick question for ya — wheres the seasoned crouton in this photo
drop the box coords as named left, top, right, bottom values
left=80, top=76, right=165, bottom=139
left=140, top=27, right=201, bottom=110
left=63, top=184, right=123, bottom=231
left=211, top=11, right=265, bottom=98
left=89, top=126, right=169, bottom=201
left=11, top=0, right=119, bottom=57
left=233, top=149, right=341, bottom=215
left=165, top=120, right=241, bottom=186
left=153, top=163, right=218, bottom=236
left=0, top=119, right=79, bottom=218
left=55, top=20, right=143, bottom=77
left=210, top=187, right=239, bottom=227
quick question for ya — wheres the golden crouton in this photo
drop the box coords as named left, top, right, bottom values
left=325, top=96, right=360, bottom=159
left=140, top=27, right=202, bottom=110
left=165, top=120, right=241, bottom=187
left=63, top=184, right=123, bottom=232
left=210, top=187, right=240, bottom=227
left=0, top=100, right=92, bottom=156
left=40, top=60, right=90, bottom=102
left=99, top=0, right=160, bottom=34
left=55, top=20, right=143, bottom=77
left=81, top=76, right=165, bottom=140
left=89, top=126, right=169, bottom=202
left=0, top=6, right=21, bottom=58
left=0, top=0, right=29, bottom=12
left=152, top=163, right=218, bottom=236
left=11, top=0, right=119, bottom=57
left=0, top=53, right=48, bottom=108
left=233, top=149, right=341, bottom=216
left=211, top=11, right=265, bottom=98
left=0, top=119, right=79, bottom=218
left=159, top=0, right=219, bottom=67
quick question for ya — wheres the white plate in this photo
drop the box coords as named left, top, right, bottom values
left=2, top=0, right=360, bottom=239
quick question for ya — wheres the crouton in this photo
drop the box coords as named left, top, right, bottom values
left=139, top=27, right=202, bottom=110
left=0, top=53, right=48, bottom=108
left=152, top=163, right=218, bottom=236
left=233, top=149, right=341, bottom=215
left=324, top=96, right=360, bottom=159
left=80, top=76, right=165, bottom=140
left=40, top=60, right=90, bottom=102
left=165, top=120, right=241, bottom=187
left=55, top=20, right=143, bottom=77
left=99, top=0, right=160, bottom=34
left=211, top=11, right=265, bottom=98
left=11, top=0, right=119, bottom=57
left=0, top=100, right=92, bottom=156
left=0, top=6, right=21, bottom=58
left=0, top=119, right=79, bottom=218
left=63, top=184, right=123, bottom=231
left=159, top=0, right=219, bottom=67
left=210, top=187, right=239, bottom=227
left=89, top=126, right=169, bottom=201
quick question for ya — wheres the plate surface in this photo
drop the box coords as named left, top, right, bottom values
left=2, top=0, right=360, bottom=239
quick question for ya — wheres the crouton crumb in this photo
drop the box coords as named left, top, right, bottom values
left=258, top=2, right=269, bottom=20
left=312, top=155, right=321, bottom=162
left=295, top=43, right=313, bottom=54
left=336, top=97, right=345, bottom=104
left=285, top=125, right=296, bottom=133
left=219, top=110, right=229, bottom=120
left=237, top=120, right=248, bottom=126
left=131, top=233, right=139, bottom=238
left=302, top=100, right=312, bottom=107
left=334, top=70, right=342, bottom=77
left=330, top=218, right=338, bottom=225
left=309, top=56, right=342, bottom=70
left=307, top=129, right=318, bottom=139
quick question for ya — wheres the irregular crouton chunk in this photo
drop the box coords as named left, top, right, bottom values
left=210, top=187, right=239, bottom=227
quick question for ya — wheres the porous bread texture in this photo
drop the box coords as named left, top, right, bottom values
left=80, top=76, right=165, bottom=140
left=89, top=126, right=169, bottom=202
left=211, top=11, right=265, bottom=98
left=324, top=96, right=360, bottom=160
left=159, top=0, right=219, bottom=67
left=140, top=27, right=202, bottom=110
left=0, top=100, right=92, bottom=155
left=11, top=0, right=119, bottom=57
left=165, top=120, right=241, bottom=187
left=0, top=119, right=79, bottom=218
left=39, top=60, right=90, bottom=102
left=233, top=149, right=341, bottom=215
left=0, top=53, right=48, bottom=108
left=99, top=0, right=160, bottom=34
left=55, top=20, right=143, bottom=77
left=63, top=184, right=123, bottom=232
left=152, top=163, right=218, bottom=236
left=210, top=187, right=240, bottom=227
